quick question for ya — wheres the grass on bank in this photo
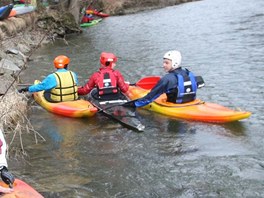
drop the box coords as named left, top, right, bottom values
left=0, top=91, right=45, bottom=157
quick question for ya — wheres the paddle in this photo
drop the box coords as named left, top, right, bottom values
left=130, top=76, right=161, bottom=89
left=90, top=99, right=145, bottom=132
left=122, top=75, right=205, bottom=106
left=130, top=75, right=205, bottom=89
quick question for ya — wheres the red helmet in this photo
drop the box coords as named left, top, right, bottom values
left=100, top=52, right=117, bottom=67
left=54, top=55, right=70, bottom=69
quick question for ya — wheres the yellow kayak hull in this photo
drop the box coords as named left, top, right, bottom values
left=33, top=80, right=97, bottom=118
left=126, top=86, right=251, bottom=123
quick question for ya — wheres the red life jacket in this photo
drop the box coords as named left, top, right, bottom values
left=97, top=70, right=118, bottom=95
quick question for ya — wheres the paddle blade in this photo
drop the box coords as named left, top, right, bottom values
left=135, top=76, right=161, bottom=89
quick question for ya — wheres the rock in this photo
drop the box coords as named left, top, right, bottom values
left=0, top=73, right=15, bottom=95
left=17, top=43, right=31, bottom=54
left=5, top=49, right=20, bottom=55
left=0, top=59, right=21, bottom=75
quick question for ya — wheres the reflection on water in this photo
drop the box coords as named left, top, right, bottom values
left=12, top=0, right=264, bottom=196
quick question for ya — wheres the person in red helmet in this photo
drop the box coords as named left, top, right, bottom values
left=78, top=52, right=129, bottom=100
left=18, top=55, right=79, bottom=102
left=81, top=10, right=94, bottom=24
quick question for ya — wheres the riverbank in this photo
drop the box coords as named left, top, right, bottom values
left=94, top=0, right=200, bottom=15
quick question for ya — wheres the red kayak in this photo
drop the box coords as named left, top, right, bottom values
left=0, top=179, right=43, bottom=198
left=0, top=4, right=13, bottom=20
left=86, top=9, right=109, bottom=17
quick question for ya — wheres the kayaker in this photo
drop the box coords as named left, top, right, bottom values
left=0, top=130, right=15, bottom=193
left=124, top=50, right=199, bottom=107
left=78, top=52, right=129, bottom=100
left=18, top=55, right=79, bottom=102
left=81, top=10, right=94, bottom=24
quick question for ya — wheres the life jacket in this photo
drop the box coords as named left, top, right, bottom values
left=50, top=71, right=78, bottom=102
left=167, top=69, right=197, bottom=104
left=97, top=70, right=118, bottom=96
left=81, top=14, right=94, bottom=23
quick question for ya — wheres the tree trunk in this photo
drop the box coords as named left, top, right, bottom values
left=67, top=0, right=82, bottom=24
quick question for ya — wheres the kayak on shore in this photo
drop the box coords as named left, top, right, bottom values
left=32, top=80, right=97, bottom=118
left=0, top=179, right=43, bottom=198
left=8, top=4, right=36, bottom=17
left=0, top=4, right=13, bottom=20
left=80, top=18, right=102, bottom=28
left=125, top=77, right=251, bottom=123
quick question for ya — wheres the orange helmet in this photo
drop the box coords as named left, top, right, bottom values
left=86, top=10, right=94, bottom=14
left=54, top=55, right=70, bottom=69
left=100, top=52, right=117, bottom=67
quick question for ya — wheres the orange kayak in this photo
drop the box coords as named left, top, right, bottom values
left=33, top=80, right=97, bottom=118
left=126, top=86, right=251, bottom=123
left=0, top=179, right=43, bottom=198
left=9, top=5, right=36, bottom=17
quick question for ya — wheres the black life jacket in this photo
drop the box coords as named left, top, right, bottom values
left=167, top=69, right=197, bottom=103
left=97, top=70, right=118, bottom=96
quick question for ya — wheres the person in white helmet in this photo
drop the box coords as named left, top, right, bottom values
left=124, top=50, right=200, bottom=107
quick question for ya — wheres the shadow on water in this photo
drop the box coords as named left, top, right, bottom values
left=140, top=109, right=247, bottom=137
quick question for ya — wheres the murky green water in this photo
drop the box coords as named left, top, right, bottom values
left=11, top=0, right=264, bottom=197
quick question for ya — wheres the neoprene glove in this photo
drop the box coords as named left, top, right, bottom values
left=0, top=166, right=15, bottom=187
left=122, top=100, right=136, bottom=108
left=18, top=87, right=29, bottom=93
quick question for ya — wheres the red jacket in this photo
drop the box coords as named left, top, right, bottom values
left=78, top=67, right=129, bottom=95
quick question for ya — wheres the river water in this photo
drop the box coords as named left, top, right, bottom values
left=12, top=0, right=264, bottom=197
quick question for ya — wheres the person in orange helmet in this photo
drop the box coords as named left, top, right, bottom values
left=81, top=10, right=94, bottom=24
left=18, top=55, right=79, bottom=102
left=78, top=52, right=129, bottom=100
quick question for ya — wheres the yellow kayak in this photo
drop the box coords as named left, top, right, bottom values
left=126, top=86, right=251, bottom=123
left=33, top=80, right=97, bottom=118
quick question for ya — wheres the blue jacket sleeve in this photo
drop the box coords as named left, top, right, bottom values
left=28, top=74, right=57, bottom=93
left=134, top=78, right=169, bottom=107
left=72, top=72, right=78, bottom=85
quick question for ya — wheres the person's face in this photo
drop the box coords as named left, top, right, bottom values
left=163, top=58, right=173, bottom=72
left=111, top=62, right=116, bottom=69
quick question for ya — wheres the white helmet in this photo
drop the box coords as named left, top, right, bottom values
left=163, top=50, right=182, bottom=70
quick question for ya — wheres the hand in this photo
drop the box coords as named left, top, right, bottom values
left=0, top=167, right=15, bottom=187
left=0, top=185, right=13, bottom=193
left=122, top=100, right=136, bottom=108
left=18, top=87, right=29, bottom=93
